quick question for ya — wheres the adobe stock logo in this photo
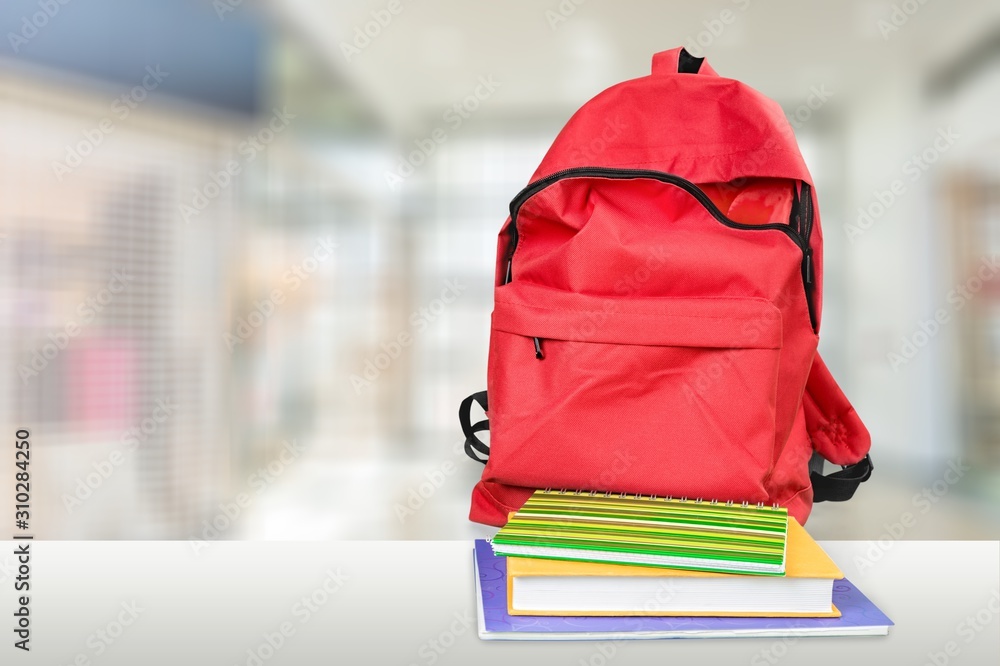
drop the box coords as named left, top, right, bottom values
left=394, top=462, right=457, bottom=523
left=181, top=107, right=296, bottom=223
left=350, top=279, right=466, bottom=393
left=887, top=255, right=999, bottom=372
left=18, top=267, right=133, bottom=384
left=62, top=398, right=177, bottom=513
left=545, top=0, right=589, bottom=31
left=7, top=0, right=72, bottom=54
left=338, top=0, right=417, bottom=62
left=845, top=126, right=959, bottom=243
left=224, top=236, right=337, bottom=351
left=51, top=65, right=170, bottom=181
left=683, top=0, right=753, bottom=57
left=384, top=77, right=501, bottom=191
left=876, top=0, right=934, bottom=40
left=568, top=116, right=626, bottom=163
left=854, top=458, right=970, bottom=573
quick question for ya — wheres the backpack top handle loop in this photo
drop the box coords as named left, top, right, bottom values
left=651, top=47, right=719, bottom=77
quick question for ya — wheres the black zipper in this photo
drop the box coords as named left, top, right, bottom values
left=798, top=182, right=817, bottom=330
left=502, top=167, right=818, bottom=333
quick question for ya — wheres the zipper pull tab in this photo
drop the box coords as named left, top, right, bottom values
left=803, top=249, right=814, bottom=286
left=505, top=260, right=512, bottom=284
left=533, top=337, right=544, bottom=360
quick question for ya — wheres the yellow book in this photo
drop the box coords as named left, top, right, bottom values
left=506, top=517, right=843, bottom=617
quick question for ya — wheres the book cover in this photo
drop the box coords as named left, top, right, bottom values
left=506, top=517, right=842, bottom=616
left=474, top=540, right=893, bottom=640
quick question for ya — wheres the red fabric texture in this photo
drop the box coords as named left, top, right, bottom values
left=469, top=48, right=869, bottom=527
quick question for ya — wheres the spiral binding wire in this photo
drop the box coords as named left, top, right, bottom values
left=535, top=488, right=784, bottom=510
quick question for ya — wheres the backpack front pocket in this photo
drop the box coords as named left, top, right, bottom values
left=485, top=282, right=783, bottom=504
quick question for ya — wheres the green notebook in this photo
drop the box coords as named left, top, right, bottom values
left=491, top=490, right=789, bottom=576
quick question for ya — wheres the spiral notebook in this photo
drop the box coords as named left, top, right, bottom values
left=491, top=489, right=789, bottom=575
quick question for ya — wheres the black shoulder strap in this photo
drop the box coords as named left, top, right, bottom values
left=676, top=47, right=705, bottom=74
left=459, top=391, right=489, bottom=463
left=810, top=454, right=873, bottom=502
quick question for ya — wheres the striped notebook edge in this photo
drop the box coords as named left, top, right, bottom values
left=491, top=489, right=790, bottom=576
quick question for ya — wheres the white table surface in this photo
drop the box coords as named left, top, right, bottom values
left=3, top=540, right=997, bottom=665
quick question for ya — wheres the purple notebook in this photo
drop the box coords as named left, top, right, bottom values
left=474, top=540, right=892, bottom=640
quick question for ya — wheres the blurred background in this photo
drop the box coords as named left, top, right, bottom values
left=1, top=0, right=999, bottom=540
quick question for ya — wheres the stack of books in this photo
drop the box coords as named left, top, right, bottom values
left=474, top=489, right=892, bottom=640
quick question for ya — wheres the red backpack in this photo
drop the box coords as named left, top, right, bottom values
left=459, top=48, right=872, bottom=528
